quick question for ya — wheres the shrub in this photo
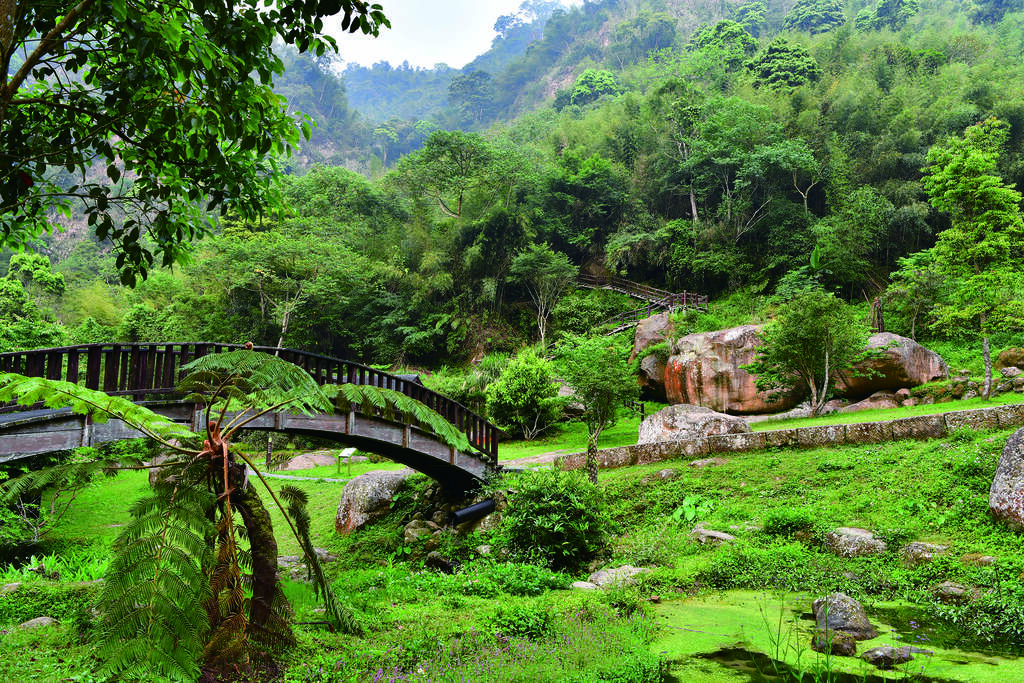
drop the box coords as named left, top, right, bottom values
left=488, top=602, right=554, bottom=640
left=762, top=508, right=815, bottom=536
left=496, top=470, right=612, bottom=571
left=0, top=582, right=101, bottom=629
left=485, top=348, right=564, bottom=440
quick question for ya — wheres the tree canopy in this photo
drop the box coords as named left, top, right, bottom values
left=0, top=0, right=388, bottom=285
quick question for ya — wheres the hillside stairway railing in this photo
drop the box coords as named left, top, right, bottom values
left=575, top=274, right=708, bottom=328
left=0, top=343, right=499, bottom=460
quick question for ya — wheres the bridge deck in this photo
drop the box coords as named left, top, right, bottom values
left=0, top=344, right=499, bottom=489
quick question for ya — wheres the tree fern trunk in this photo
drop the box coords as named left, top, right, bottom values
left=234, top=483, right=278, bottom=629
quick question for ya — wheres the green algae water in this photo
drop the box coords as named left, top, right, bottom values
left=651, top=591, right=1023, bottom=682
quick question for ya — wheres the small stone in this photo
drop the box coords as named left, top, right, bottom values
left=934, top=581, right=979, bottom=605
left=900, top=542, right=948, bottom=567
left=587, top=565, right=651, bottom=588
left=689, top=457, right=728, bottom=469
left=425, top=551, right=455, bottom=574
left=960, top=553, right=996, bottom=567
left=825, top=528, right=887, bottom=557
left=1002, top=366, right=1023, bottom=379
left=690, top=524, right=736, bottom=546
left=1, top=583, right=20, bottom=594
left=572, top=581, right=599, bottom=590
left=18, top=616, right=57, bottom=630
left=811, top=629, right=857, bottom=656
left=314, top=547, right=338, bottom=563
left=475, top=544, right=492, bottom=556
left=431, top=510, right=447, bottom=526
left=639, top=468, right=678, bottom=484
left=403, top=520, right=434, bottom=544
left=963, top=390, right=979, bottom=400
left=812, top=593, right=877, bottom=640
left=862, top=646, right=931, bottom=670
left=649, top=595, right=661, bottom=603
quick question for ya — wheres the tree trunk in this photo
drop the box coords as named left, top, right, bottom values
left=982, top=335, right=992, bottom=401
left=586, top=435, right=598, bottom=485
left=233, top=484, right=278, bottom=630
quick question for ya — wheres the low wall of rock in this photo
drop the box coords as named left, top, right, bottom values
left=553, top=404, right=1024, bottom=473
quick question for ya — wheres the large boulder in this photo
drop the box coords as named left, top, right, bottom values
left=838, top=390, right=900, bottom=414
left=632, top=313, right=674, bottom=401
left=989, top=427, right=1024, bottom=529
left=335, top=470, right=413, bottom=534
left=996, top=348, right=1024, bottom=370
left=630, top=312, right=674, bottom=362
left=836, top=333, right=947, bottom=399
left=812, top=593, right=878, bottom=640
left=664, top=325, right=801, bottom=414
left=638, top=404, right=750, bottom=445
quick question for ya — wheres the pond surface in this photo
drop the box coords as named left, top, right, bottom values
left=651, top=591, right=1023, bottom=682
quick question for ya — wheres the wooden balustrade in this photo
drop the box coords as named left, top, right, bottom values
left=0, top=343, right=498, bottom=460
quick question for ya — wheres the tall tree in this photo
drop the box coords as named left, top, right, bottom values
left=556, top=334, right=638, bottom=484
left=0, top=0, right=388, bottom=285
left=745, top=291, right=875, bottom=416
left=921, top=118, right=1024, bottom=399
left=509, top=244, right=576, bottom=348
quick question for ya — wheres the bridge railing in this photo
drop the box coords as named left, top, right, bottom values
left=0, top=343, right=498, bottom=459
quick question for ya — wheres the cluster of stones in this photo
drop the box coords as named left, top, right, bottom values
left=334, top=470, right=502, bottom=560
left=810, top=593, right=933, bottom=669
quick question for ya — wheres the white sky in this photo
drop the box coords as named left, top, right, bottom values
left=329, top=1, right=582, bottom=69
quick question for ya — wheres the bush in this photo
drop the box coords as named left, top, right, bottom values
left=488, top=602, right=554, bottom=640
left=0, top=582, right=101, bottom=629
left=762, top=508, right=816, bottom=536
left=496, top=470, right=612, bottom=571
left=485, top=348, right=564, bottom=440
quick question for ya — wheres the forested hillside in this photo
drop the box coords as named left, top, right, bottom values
left=5, top=0, right=1024, bottom=374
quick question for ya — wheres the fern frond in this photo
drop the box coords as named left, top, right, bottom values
left=178, top=350, right=333, bottom=417
left=324, top=383, right=471, bottom=452
left=0, top=373, right=198, bottom=448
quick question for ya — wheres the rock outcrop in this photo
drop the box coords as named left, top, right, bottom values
left=839, top=390, right=901, bottom=413
left=638, top=404, right=750, bottom=445
left=663, top=325, right=802, bottom=414
left=990, top=427, right=1024, bottom=529
left=335, top=470, right=413, bottom=534
left=631, top=313, right=674, bottom=400
left=588, top=565, right=650, bottom=588
left=837, top=333, right=948, bottom=398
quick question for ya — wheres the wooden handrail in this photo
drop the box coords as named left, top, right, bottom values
left=0, top=343, right=499, bottom=460
left=576, top=274, right=709, bottom=324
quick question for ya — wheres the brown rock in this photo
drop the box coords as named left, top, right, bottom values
left=825, top=528, right=887, bottom=557
left=862, top=646, right=931, bottom=670
left=1001, top=366, right=1023, bottom=379
left=812, top=593, right=878, bottom=640
left=989, top=427, right=1024, bottom=529
left=689, top=457, right=728, bottom=469
left=690, top=524, right=736, bottom=546
left=630, top=312, right=674, bottom=362
left=934, top=581, right=980, bottom=605
left=335, top=470, right=413, bottom=534
left=900, top=542, right=948, bottom=567
left=837, top=333, right=948, bottom=398
left=839, top=390, right=900, bottom=413
left=812, top=629, right=858, bottom=656
left=638, top=354, right=668, bottom=401
left=960, top=553, right=996, bottom=567
left=995, top=348, right=1024, bottom=370
left=638, top=404, right=750, bottom=445
left=664, top=325, right=802, bottom=414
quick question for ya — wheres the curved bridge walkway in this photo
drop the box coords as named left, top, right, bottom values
left=0, top=343, right=499, bottom=490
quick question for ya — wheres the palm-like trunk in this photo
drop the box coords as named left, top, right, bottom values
left=982, top=335, right=992, bottom=400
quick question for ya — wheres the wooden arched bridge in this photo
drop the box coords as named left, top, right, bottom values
left=0, top=343, right=500, bottom=490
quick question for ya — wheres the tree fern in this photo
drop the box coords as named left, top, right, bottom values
left=326, top=383, right=471, bottom=453
left=95, top=480, right=214, bottom=682
left=0, top=373, right=198, bottom=449
left=279, top=484, right=360, bottom=634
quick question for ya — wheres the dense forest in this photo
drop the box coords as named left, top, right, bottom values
left=5, top=0, right=1024, bottom=371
